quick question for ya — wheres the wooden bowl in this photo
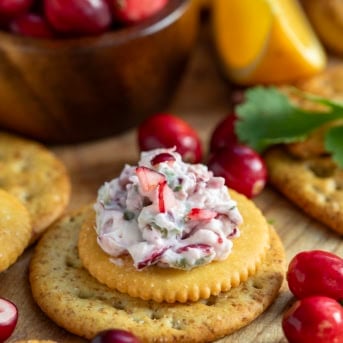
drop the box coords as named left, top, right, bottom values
left=0, top=0, right=198, bottom=144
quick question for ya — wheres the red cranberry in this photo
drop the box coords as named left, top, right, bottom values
left=0, top=0, right=33, bottom=19
left=44, top=0, right=112, bottom=36
left=207, top=144, right=267, bottom=198
left=91, top=329, right=141, bottom=343
left=287, top=250, right=343, bottom=301
left=150, top=152, right=176, bottom=166
left=138, top=113, right=202, bottom=163
left=9, top=12, right=55, bottom=38
left=0, top=297, right=18, bottom=342
left=109, top=0, right=168, bottom=24
left=209, top=113, right=238, bottom=153
left=282, top=296, right=343, bottom=343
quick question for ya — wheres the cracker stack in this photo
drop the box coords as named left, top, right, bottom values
left=30, top=192, right=285, bottom=342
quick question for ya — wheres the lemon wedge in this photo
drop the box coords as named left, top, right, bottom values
left=212, top=0, right=327, bottom=85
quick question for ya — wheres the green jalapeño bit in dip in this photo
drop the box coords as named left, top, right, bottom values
left=94, top=148, right=242, bottom=270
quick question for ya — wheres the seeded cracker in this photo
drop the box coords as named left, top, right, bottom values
left=264, top=65, right=343, bottom=235
left=30, top=196, right=284, bottom=342
left=265, top=147, right=343, bottom=235
left=0, top=189, right=31, bottom=272
left=78, top=191, right=270, bottom=303
left=0, top=132, right=71, bottom=242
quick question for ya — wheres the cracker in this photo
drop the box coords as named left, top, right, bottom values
left=78, top=191, right=270, bottom=303
left=14, top=341, right=58, bottom=343
left=30, top=207, right=284, bottom=342
left=284, top=64, right=343, bottom=158
left=0, top=132, right=71, bottom=241
left=265, top=147, right=343, bottom=234
left=294, top=64, right=343, bottom=100
left=0, top=189, right=31, bottom=272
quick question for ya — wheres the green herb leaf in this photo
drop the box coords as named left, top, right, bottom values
left=235, top=86, right=343, bottom=153
left=325, top=126, right=343, bottom=167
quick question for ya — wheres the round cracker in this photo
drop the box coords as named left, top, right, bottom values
left=78, top=191, right=270, bottom=303
left=265, top=147, right=343, bottom=234
left=30, top=207, right=284, bottom=342
left=0, top=132, right=71, bottom=241
left=0, top=189, right=31, bottom=272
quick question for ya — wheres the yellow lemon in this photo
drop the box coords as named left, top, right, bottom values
left=212, top=0, right=327, bottom=85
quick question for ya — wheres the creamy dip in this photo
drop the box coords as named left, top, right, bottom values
left=94, top=148, right=242, bottom=270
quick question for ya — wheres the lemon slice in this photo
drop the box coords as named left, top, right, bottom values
left=212, top=0, right=327, bottom=85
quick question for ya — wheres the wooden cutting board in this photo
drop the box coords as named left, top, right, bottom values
left=1, top=19, right=343, bottom=343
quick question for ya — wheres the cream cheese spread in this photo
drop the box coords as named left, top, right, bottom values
left=94, top=148, right=242, bottom=270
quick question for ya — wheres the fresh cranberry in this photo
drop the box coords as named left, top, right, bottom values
left=0, top=297, right=18, bottom=342
left=9, top=12, right=55, bottom=38
left=0, top=0, right=33, bottom=19
left=287, top=250, right=343, bottom=301
left=109, top=0, right=168, bottom=24
left=91, top=329, right=141, bottom=343
left=138, top=113, right=202, bottom=163
left=282, top=296, right=343, bottom=343
left=44, top=0, right=112, bottom=36
left=207, top=144, right=267, bottom=198
left=150, top=152, right=176, bottom=166
left=209, top=113, right=238, bottom=153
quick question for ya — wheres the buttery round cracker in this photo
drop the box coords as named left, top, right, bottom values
left=0, top=189, right=32, bottom=272
left=29, top=206, right=284, bottom=342
left=265, top=147, right=343, bottom=235
left=0, top=132, right=71, bottom=241
left=78, top=190, right=271, bottom=303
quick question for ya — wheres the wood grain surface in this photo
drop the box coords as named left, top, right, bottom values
left=1, top=18, right=343, bottom=343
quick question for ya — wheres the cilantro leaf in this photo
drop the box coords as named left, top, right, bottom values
left=235, top=86, right=343, bottom=153
left=325, top=125, right=343, bottom=168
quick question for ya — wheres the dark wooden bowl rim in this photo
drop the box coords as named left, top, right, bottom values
left=0, top=0, right=190, bottom=51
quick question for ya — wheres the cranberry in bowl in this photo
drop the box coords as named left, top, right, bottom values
left=0, top=0, right=198, bottom=143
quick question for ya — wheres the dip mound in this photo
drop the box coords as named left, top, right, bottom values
left=94, top=148, right=242, bottom=270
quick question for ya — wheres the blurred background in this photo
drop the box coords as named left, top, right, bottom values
left=0, top=0, right=340, bottom=144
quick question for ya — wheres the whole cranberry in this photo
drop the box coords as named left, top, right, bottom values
left=138, top=113, right=202, bottom=163
left=109, top=0, right=168, bottom=24
left=91, top=329, right=141, bottom=343
left=209, top=113, right=238, bottom=153
left=44, top=0, right=112, bottom=36
left=10, top=12, right=55, bottom=38
left=282, top=296, right=343, bottom=343
left=207, top=144, right=267, bottom=198
left=287, top=250, right=343, bottom=301
left=0, top=0, right=33, bottom=19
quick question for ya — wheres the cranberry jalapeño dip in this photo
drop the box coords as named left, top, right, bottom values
left=94, top=148, right=243, bottom=270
